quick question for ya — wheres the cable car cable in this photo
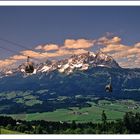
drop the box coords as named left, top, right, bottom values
left=0, top=38, right=30, bottom=51
left=0, top=44, right=36, bottom=73
left=0, top=38, right=42, bottom=62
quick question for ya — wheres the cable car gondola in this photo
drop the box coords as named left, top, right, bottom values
left=105, top=77, right=113, bottom=93
left=105, top=83, right=113, bottom=92
left=25, top=56, right=34, bottom=74
left=0, top=38, right=41, bottom=74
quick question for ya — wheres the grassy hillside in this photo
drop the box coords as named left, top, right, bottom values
left=0, top=128, right=22, bottom=134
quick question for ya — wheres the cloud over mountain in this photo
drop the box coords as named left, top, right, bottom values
left=35, top=44, right=59, bottom=51
left=63, top=39, right=94, bottom=49
left=100, top=39, right=140, bottom=68
left=0, top=35, right=140, bottom=69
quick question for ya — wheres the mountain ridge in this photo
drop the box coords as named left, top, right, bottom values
left=0, top=53, right=140, bottom=114
left=0, top=51, right=140, bottom=100
left=0, top=51, right=121, bottom=77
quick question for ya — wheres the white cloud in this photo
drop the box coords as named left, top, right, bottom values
left=1, top=35, right=140, bottom=69
left=35, top=44, right=59, bottom=51
left=63, top=39, right=94, bottom=49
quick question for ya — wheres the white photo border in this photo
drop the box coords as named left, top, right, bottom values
left=0, top=1, right=140, bottom=139
left=0, top=1, right=139, bottom=6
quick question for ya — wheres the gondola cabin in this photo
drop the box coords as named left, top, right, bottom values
left=105, top=83, right=113, bottom=93
left=25, top=56, right=34, bottom=74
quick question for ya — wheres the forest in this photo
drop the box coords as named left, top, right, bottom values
left=1, top=111, right=140, bottom=134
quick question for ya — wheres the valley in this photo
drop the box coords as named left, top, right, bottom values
left=0, top=52, right=140, bottom=124
left=6, top=99, right=140, bottom=123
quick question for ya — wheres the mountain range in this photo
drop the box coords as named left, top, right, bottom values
left=1, top=51, right=120, bottom=76
left=0, top=51, right=140, bottom=114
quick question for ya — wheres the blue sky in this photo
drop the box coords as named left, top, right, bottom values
left=0, top=6, right=140, bottom=68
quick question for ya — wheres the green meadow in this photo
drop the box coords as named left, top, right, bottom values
left=9, top=100, right=140, bottom=123
left=0, top=128, right=22, bottom=134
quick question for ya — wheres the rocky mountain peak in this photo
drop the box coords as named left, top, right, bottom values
left=0, top=51, right=120, bottom=77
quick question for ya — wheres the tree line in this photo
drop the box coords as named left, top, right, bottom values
left=1, top=111, right=140, bottom=134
